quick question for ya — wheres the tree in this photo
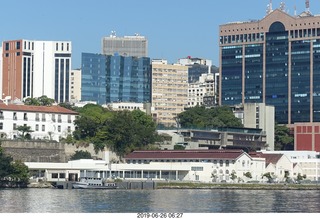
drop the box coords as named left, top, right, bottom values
left=10, top=160, right=29, bottom=187
left=70, top=150, right=92, bottom=160
left=275, top=124, right=294, bottom=150
left=24, top=95, right=55, bottom=106
left=177, top=105, right=243, bottom=129
left=16, top=125, right=34, bottom=140
left=230, top=171, right=237, bottom=182
left=244, top=172, right=252, bottom=179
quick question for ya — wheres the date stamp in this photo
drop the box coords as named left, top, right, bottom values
left=137, top=213, right=183, bottom=218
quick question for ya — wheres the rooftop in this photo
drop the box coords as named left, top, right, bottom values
left=0, top=103, right=78, bottom=115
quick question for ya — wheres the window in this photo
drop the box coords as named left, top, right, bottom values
left=42, top=114, right=46, bottom=122
left=16, top=41, right=20, bottom=50
left=191, top=167, right=203, bottom=171
left=35, top=113, right=40, bottom=121
left=52, top=114, right=56, bottom=122
left=0, top=111, right=3, bottom=119
left=220, top=160, right=223, bottom=167
left=58, top=125, right=61, bottom=132
left=68, top=115, right=71, bottom=123
left=67, top=126, right=71, bottom=132
left=0, top=123, right=3, bottom=130
left=42, top=125, right=45, bottom=132
left=24, top=113, right=28, bottom=121
left=52, top=173, right=58, bottom=179
left=58, top=115, right=62, bottom=123
left=13, top=112, right=17, bottom=120
left=35, top=124, right=39, bottom=131
left=226, top=160, right=230, bottom=167
left=5, top=42, right=9, bottom=51
left=13, top=123, right=17, bottom=130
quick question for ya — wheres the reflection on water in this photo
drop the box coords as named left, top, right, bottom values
left=0, top=188, right=320, bottom=213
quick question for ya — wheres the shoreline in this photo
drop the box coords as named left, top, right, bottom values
left=155, top=182, right=320, bottom=190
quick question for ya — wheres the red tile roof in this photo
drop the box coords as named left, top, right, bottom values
left=124, top=150, right=246, bottom=160
left=250, top=152, right=283, bottom=165
left=0, top=103, right=78, bottom=115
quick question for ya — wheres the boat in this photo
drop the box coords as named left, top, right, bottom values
left=72, top=177, right=117, bottom=189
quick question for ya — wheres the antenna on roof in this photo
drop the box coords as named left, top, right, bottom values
left=306, top=0, right=310, bottom=13
left=266, top=0, right=273, bottom=15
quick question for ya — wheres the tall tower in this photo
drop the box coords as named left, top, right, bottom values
left=219, top=8, right=320, bottom=125
left=1, top=40, right=72, bottom=103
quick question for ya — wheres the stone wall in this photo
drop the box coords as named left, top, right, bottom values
left=1, top=140, right=116, bottom=163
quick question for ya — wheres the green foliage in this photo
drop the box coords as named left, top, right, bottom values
left=24, top=95, right=55, bottom=106
left=73, top=105, right=159, bottom=158
left=177, top=105, right=243, bottom=129
left=16, top=125, right=34, bottom=140
left=244, top=172, right=252, bottom=179
left=70, top=150, right=92, bottom=160
left=275, top=124, right=294, bottom=150
left=0, top=145, right=29, bottom=187
left=174, top=145, right=185, bottom=150
left=230, top=171, right=237, bottom=181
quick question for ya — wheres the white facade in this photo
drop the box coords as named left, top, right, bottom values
left=70, top=69, right=81, bottom=102
left=261, top=150, right=320, bottom=181
left=0, top=103, right=77, bottom=141
left=31, top=40, right=72, bottom=103
left=103, top=102, right=147, bottom=113
left=188, top=73, right=215, bottom=107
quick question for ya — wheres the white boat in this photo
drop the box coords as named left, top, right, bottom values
left=72, top=177, right=117, bottom=189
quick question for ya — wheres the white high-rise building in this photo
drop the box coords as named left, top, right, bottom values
left=1, top=40, right=72, bottom=103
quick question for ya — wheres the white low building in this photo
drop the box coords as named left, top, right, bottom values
left=25, top=150, right=266, bottom=183
left=0, top=102, right=78, bottom=141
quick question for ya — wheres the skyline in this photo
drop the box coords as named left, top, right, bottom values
left=1, top=0, right=320, bottom=69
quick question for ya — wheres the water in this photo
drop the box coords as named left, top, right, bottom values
left=0, top=188, right=320, bottom=213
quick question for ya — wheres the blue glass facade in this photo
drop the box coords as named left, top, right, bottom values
left=81, top=53, right=107, bottom=105
left=220, top=10, right=320, bottom=124
left=81, top=53, right=151, bottom=105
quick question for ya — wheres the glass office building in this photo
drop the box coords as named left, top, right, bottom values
left=219, top=9, right=320, bottom=124
left=81, top=53, right=151, bottom=105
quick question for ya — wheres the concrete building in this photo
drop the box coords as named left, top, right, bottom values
left=103, top=102, right=151, bottom=114
left=178, top=56, right=212, bottom=83
left=102, top=32, right=148, bottom=58
left=243, top=103, right=275, bottom=151
left=151, top=59, right=188, bottom=127
left=219, top=5, right=320, bottom=125
left=70, top=69, right=81, bottom=103
left=188, top=73, right=215, bottom=108
left=1, top=40, right=72, bottom=103
left=0, top=102, right=78, bottom=141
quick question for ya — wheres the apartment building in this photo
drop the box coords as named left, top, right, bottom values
left=151, top=59, right=188, bottom=127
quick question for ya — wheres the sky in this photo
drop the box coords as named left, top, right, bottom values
left=1, top=0, right=320, bottom=69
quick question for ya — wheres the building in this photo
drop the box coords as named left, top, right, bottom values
left=260, top=150, right=320, bottom=181
left=25, top=149, right=266, bottom=183
left=243, top=103, right=275, bottom=151
left=178, top=56, right=212, bottom=83
left=70, top=69, right=81, bottom=103
left=1, top=40, right=72, bottom=103
left=81, top=53, right=151, bottom=105
left=294, top=122, right=320, bottom=152
left=151, top=59, right=188, bottom=127
left=188, top=73, right=215, bottom=108
left=103, top=102, right=151, bottom=114
left=102, top=32, right=148, bottom=57
left=0, top=103, right=78, bottom=141
left=219, top=6, right=320, bottom=125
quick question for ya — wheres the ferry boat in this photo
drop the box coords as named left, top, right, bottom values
left=72, top=177, right=117, bottom=189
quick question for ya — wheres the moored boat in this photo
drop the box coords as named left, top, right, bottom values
left=72, top=177, right=117, bottom=189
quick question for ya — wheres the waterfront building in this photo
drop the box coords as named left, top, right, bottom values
left=81, top=53, right=151, bottom=105
left=0, top=102, right=78, bottom=141
left=219, top=6, right=320, bottom=125
left=260, top=150, right=320, bottom=181
left=1, top=40, right=72, bottom=103
left=102, top=32, right=148, bottom=57
left=24, top=149, right=266, bottom=183
left=188, top=73, right=215, bottom=108
left=151, top=59, right=188, bottom=127
left=70, top=69, right=82, bottom=103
